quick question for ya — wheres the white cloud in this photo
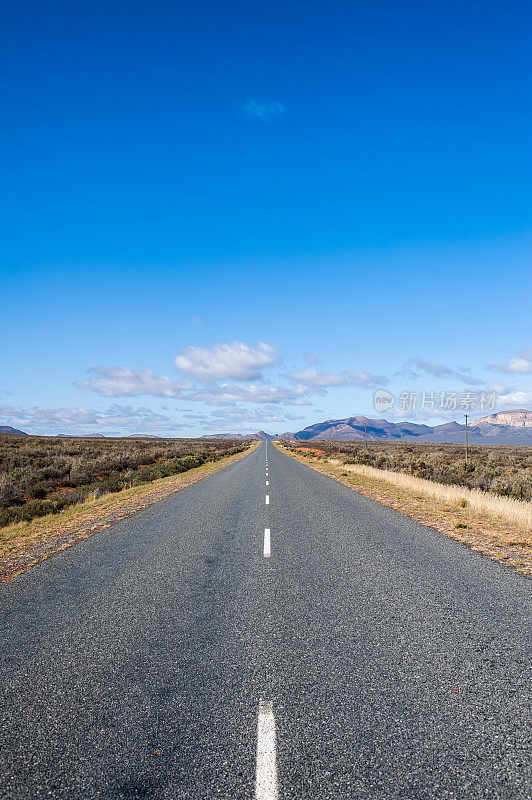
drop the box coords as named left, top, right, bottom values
left=488, top=350, right=532, bottom=375
left=287, top=368, right=386, bottom=389
left=398, top=357, right=484, bottom=385
left=242, top=98, right=285, bottom=122
left=344, top=370, right=388, bottom=387
left=189, top=381, right=314, bottom=407
left=0, top=404, right=178, bottom=434
left=492, top=384, right=532, bottom=408
left=303, top=353, right=320, bottom=365
left=175, top=341, right=279, bottom=381
left=288, top=369, right=345, bottom=387
left=204, top=406, right=303, bottom=432
left=75, top=366, right=191, bottom=397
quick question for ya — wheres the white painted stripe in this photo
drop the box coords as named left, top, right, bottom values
left=265, top=494, right=269, bottom=505
left=266, top=480, right=269, bottom=486
left=263, top=528, right=271, bottom=558
left=256, top=700, right=278, bottom=800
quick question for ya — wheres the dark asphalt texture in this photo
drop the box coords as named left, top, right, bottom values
left=0, top=442, right=530, bottom=799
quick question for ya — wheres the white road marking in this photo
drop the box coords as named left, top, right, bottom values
left=263, top=528, right=271, bottom=558
left=265, top=494, right=269, bottom=505
left=266, top=480, right=269, bottom=486
left=255, top=700, right=278, bottom=800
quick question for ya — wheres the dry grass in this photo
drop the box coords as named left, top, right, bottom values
left=340, top=462, right=532, bottom=532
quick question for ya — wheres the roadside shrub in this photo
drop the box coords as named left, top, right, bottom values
left=29, top=483, right=48, bottom=499
left=0, top=474, right=23, bottom=507
left=0, top=508, right=17, bottom=526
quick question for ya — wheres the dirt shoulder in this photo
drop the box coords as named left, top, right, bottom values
left=0, top=444, right=257, bottom=583
left=276, top=443, right=532, bottom=576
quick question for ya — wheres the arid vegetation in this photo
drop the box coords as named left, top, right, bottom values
left=280, top=440, right=532, bottom=503
left=0, top=436, right=248, bottom=528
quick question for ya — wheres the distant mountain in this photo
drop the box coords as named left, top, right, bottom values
left=471, top=409, right=532, bottom=428
left=292, top=416, right=433, bottom=442
left=201, top=430, right=274, bottom=441
left=37, top=412, right=532, bottom=444
left=282, top=412, right=532, bottom=445
left=243, top=430, right=274, bottom=441
left=0, top=425, right=27, bottom=435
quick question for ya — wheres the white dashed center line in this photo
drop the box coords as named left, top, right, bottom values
left=265, top=494, right=269, bottom=505
left=255, top=700, right=278, bottom=800
left=266, top=480, right=269, bottom=486
left=263, top=528, right=271, bottom=558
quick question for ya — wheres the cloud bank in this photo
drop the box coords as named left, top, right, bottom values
left=0, top=404, right=178, bottom=433
left=287, top=368, right=387, bottom=389
left=488, top=350, right=532, bottom=375
left=76, top=367, right=191, bottom=397
left=398, top=358, right=484, bottom=385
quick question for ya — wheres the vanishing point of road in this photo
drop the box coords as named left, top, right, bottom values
left=0, top=442, right=530, bottom=799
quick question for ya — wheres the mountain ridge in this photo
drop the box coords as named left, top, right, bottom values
left=3, top=411, right=532, bottom=443
left=208, top=410, right=532, bottom=445
left=281, top=410, right=532, bottom=445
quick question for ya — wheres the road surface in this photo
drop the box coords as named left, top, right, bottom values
left=0, top=442, right=530, bottom=799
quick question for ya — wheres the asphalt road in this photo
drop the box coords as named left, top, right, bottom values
left=0, top=442, right=530, bottom=799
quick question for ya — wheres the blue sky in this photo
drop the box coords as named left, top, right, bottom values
left=1, top=0, right=531, bottom=435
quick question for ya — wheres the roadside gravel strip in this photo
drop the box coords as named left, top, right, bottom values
left=0, top=442, right=530, bottom=799
left=0, top=445, right=256, bottom=583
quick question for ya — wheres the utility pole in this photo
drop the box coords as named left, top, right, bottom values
left=364, top=423, right=367, bottom=450
left=464, top=414, right=469, bottom=464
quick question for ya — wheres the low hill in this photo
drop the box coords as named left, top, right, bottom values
left=0, top=425, right=28, bottom=435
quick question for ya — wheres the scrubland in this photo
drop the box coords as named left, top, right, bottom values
left=0, top=435, right=247, bottom=528
left=282, top=440, right=532, bottom=502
